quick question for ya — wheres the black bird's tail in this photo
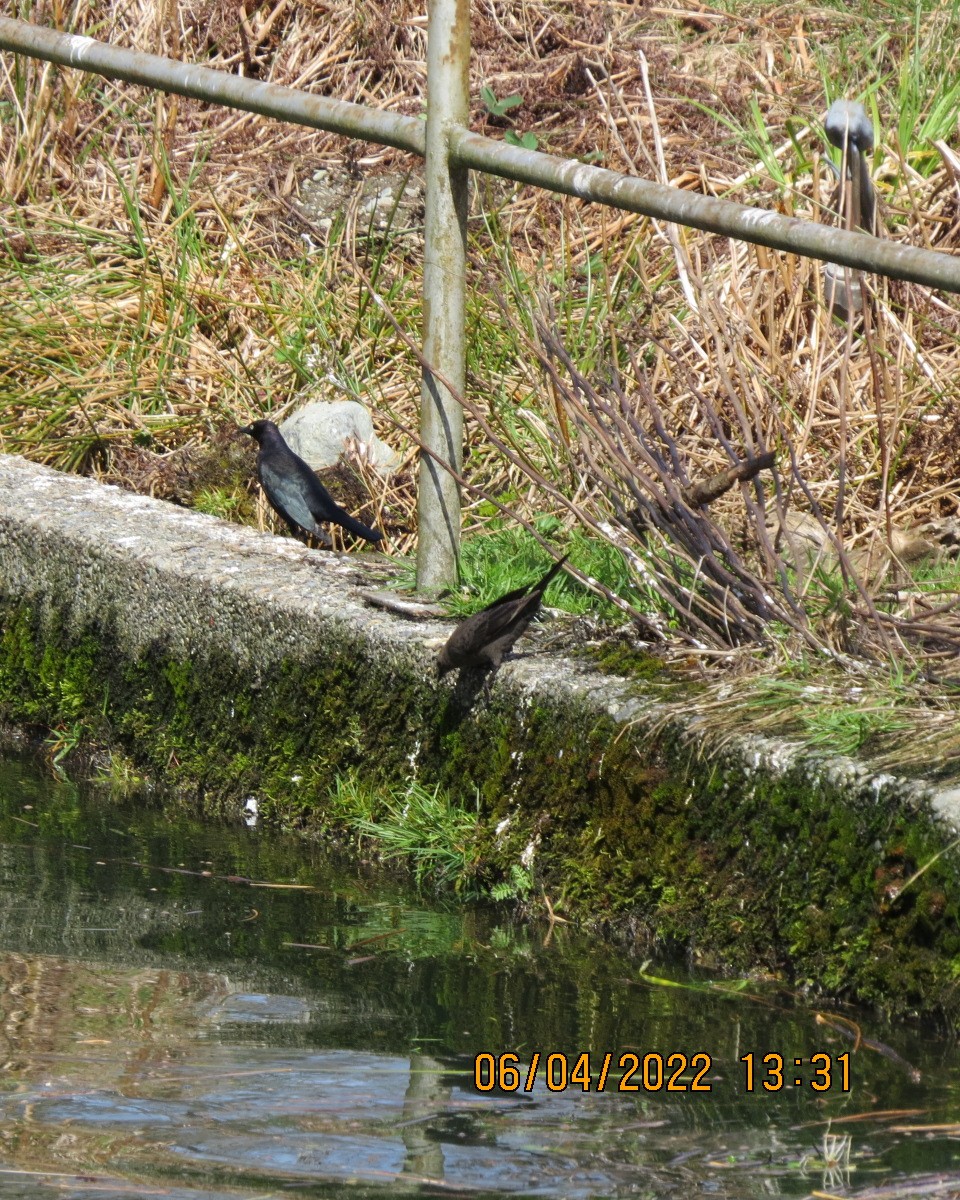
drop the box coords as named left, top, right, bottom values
left=332, top=505, right=383, bottom=543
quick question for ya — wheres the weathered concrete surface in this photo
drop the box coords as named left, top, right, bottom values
left=1, top=452, right=960, bottom=1019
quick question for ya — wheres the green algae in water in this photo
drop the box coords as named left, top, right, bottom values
left=0, top=754, right=960, bottom=1198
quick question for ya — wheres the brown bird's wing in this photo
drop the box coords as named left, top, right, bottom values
left=471, top=555, right=569, bottom=661
left=481, top=590, right=542, bottom=638
left=478, top=623, right=534, bottom=669
left=438, top=554, right=570, bottom=673
left=442, top=591, right=540, bottom=668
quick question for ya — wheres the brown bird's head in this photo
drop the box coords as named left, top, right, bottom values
left=239, top=418, right=281, bottom=445
left=436, top=646, right=455, bottom=679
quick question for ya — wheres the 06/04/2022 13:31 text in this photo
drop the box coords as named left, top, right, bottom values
left=473, top=1051, right=852, bottom=1094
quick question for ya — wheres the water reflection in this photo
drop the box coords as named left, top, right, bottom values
left=0, top=753, right=958, bottom=1198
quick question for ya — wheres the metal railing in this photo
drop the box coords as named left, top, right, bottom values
left=2, top=5, right=959, bottom=589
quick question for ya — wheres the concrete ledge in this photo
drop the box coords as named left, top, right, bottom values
left=1, top=453, right=959, bottom=1018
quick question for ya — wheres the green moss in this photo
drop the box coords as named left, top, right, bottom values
left=1, top=596, right=960, bottom=1020
left=584, top=641, right=669, bottom=679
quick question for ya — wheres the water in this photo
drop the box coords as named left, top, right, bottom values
left=0, top=754, right=958, bottom=1199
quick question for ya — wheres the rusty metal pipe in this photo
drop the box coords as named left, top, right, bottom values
left=0, top=16, right=425, bottom=154
left=3, top=16, right=959, bottom=292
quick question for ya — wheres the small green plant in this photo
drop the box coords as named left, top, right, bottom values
left=480, top=86, right=523, bottom=119
left=193, top=487, right=247, bottom=520
left=92, top=752, right=146, bottom=795
left=505, top=129, right=538, bottom=151
left=45, top=720, right=86, bottom=778
left=490, top=864, right=533, bottom=901
left=329, top=772, right=381, bottom=824
left=480, top=86, right=537, bottom=150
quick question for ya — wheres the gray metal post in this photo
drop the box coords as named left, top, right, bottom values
left=416, top=0, right=469, bottom=595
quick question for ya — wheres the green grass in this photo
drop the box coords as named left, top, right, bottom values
left=331, top=774, right=481, bottom=892
left=908, top=555, right=960, bottom=594
left=329, top=772, right=537, bottom=900
left=451, top=527, right=631, bottom=615
left=393, top=526, right=637, bottom=621
left=705, top=653, right=960, bottom=767
left=739, top=676, right=914, bottom=755
left=192, top=486, right=249, bottom=520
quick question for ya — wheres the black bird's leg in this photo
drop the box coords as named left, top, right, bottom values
left=284, top=519, right=332, bottom=549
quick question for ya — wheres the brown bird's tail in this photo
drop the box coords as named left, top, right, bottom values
left=491, top=552, right=570, bottom=608
left=533, top=552, right=569, bottom=597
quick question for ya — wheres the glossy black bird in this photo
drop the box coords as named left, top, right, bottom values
left=240, top=419, right=382, bottom=547
left=437, top=555, right=569, bottom=678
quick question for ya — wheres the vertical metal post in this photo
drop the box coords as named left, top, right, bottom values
left=416, top=0, right=469, bottom=594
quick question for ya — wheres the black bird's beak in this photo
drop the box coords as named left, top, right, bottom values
left=238, top=424, right=254, bottom=437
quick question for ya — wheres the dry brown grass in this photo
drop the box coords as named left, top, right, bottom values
left=2, top=0, right=960, bottom=677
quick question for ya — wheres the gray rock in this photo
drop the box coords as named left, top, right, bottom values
left=296, top=168, right=425, bottom=246
left=279, top=400, right=400, bottom=477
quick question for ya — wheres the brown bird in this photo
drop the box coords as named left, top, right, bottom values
left=437, top=555, right=569, bottom=678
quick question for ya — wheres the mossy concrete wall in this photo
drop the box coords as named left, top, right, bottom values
left=1, top=453, right=959, bottom=1020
